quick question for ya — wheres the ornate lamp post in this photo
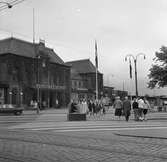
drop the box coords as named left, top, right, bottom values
left=125, top=53, right=146, bottom=97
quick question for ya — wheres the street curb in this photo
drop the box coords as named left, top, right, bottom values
left=114, top=132, right=167, bottom=140
left=148, top=118, right=167, bottom=120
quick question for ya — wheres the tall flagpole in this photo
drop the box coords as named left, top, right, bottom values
left=96, top=63, right=98, bottom=100
left=129, top=58, right=133, bottom=102
left=95, top=40, right=98, bottom=100
left=33, top=8, right=35, bottom=43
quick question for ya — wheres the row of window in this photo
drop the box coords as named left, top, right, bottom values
left=72, top=80, right=84, bottom=88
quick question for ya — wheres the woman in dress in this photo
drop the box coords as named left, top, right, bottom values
left=113, top=96, right=123, bottom=120
left=81, top=99, right=88, bottom=114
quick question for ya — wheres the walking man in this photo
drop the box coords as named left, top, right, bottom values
left=132, top=97, right=139, bottom=121
left=123, top=96, right=131, bottom=122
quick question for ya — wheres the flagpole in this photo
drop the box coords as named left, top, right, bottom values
left=96, top=64, right=98, bottom=100
left=33, top=8, right=35, bottom=44
left=129, top=75, right=133, bottom=107
left=95, top=40, right=98, bottom=100
left=129, top=58, right=132, bottom=102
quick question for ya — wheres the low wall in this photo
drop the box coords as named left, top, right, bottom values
left=67, top=113, right=86, bottom=121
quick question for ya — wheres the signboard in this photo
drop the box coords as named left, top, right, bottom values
left=35, top=84, right=66, bottom=90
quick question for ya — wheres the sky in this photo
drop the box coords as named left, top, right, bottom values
left=1, top=0, right=167, bottom=96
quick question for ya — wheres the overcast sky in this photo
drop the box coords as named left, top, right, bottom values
left=1, top=0, right=167, bottom=96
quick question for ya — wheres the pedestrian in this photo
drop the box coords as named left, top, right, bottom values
left=123, top=96, right=131, bottom=122
left=92, top=100, right=96, bottom=116
left=113, top=96, right=123, bottom=120
left=88, top=100, right=93, bottom=116
left=143, top=97, right=151, bottom=121
left=101, top=97, right=106, bottom=115
left=132, top=97, right=139, bottom=121
left=69, top=100, right=78, bottom=113
left=30, top=100, right=34, bottom=108
left=34, top=100, right=40, bottom=114
left=138, top=97, right=145, bottom=121
left=55, top=98, right=59, bottom=108
left=81, top=99, right=88, bottom=114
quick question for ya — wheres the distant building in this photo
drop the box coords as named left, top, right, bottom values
left=103, top=86, right=114, bottom=98
left=0, top=37, right=71, bottom=107
left=112, top=89, right=128, bottom=100
left=66, top=59, right=103, bottom=100
left=103, top=86, right=128, bottom=104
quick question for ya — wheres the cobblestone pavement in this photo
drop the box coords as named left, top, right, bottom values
left=1, top=108, right=167, bottom=161
left=0, top=128, right=167, bottom=162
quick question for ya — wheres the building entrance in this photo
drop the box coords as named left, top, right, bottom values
left=0, top=88, right=5, bottom=104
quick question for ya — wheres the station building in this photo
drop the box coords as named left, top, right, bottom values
left=66, top=59, right=103, bottom=100
left=0, top=37, right=71, bottom=108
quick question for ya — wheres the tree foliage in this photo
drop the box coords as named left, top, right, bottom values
left=148, top=46, right=167, bottom=89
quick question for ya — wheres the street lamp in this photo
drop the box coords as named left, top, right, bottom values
left=125, top=53, right=146, bottom=97
left=9, top=91, right=12, bottom=104
left=36, top=55, right=40, bottom=107
left=36, top=55, right=49, bottom=110
left=20, top=92, right=23, bottom=106
left=0, top=1, right=12, bottom=8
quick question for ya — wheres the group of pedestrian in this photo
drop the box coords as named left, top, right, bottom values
left=69, top=98, right=107, bottom=116
left=113, top=96, right=131, bottom=121
left=133, top=96, right=151, bottom=121
left=113, top=96, right=151, bottom=122
left=87, top=99, right=106, bottom=116
left=69, top=99, right=89, bottom=114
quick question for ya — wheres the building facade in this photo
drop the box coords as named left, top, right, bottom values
left=0, top=37, right=71, bottom=108
left=66, top=59, right=103, bottom=100
left=70, top=68, right=88, bottom=100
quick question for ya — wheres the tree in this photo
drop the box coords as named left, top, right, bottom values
left=148, top=46, right=167, bottom=89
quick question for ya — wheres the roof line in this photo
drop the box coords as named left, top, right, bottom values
left=0, top=37, right=65, bottom=65
left=66, top=58, right=90, bottom=63
left=0, top=36, right=54, bottom=50
left=0, top=37, right=34, bottom=45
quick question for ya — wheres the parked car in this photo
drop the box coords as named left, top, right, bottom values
left=0, top=104, right=23, bottom=115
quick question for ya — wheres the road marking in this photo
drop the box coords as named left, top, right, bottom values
left=50, top=126, right=167, bottom=132
left=9, top=123, right=167, bottom=129
left=24, top=125, right=167, bottom=132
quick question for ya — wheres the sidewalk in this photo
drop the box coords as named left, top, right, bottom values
left=115, top=128, right=167, bottom=139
